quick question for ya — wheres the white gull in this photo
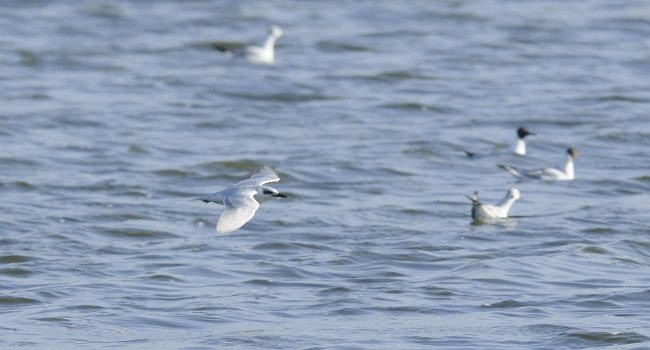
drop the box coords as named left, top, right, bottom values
left=467, top=188, right=521, bottom=220
left=499, top=148, right=579, bottom=181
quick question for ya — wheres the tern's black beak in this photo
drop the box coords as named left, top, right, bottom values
left=273, top=193, right=288, bottom=198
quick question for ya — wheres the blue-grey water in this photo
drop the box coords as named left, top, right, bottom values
left=1, top=1, right=650, bottom=349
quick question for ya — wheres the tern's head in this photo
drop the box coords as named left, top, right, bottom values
left=261, top=186, right=287, bottom=199
left=567, top=147, right=579, bottom=159
left=507, top=188, right=521, bottom=200
left=517, top=127, right=534, bottom=139
left=269, top=25, right=283, bottom=38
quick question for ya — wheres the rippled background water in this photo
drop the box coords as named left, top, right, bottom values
left=1, top=1, right=650, bottom=349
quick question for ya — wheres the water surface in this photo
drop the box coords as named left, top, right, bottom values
left=1, top=1, right=650, bottom=349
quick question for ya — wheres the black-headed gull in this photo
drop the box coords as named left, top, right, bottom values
left=498, top=148, right=579, bottom=181
left=465, top=127, right=535, bottom=158
left=511, top=127, right=535, bottom=156
left=467, top=188, right=521, bottom=220
left=196, top=164, right=287, bottom=234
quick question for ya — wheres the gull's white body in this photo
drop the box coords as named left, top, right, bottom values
left=196, top=165, right=285, bottom=234
left=499, top=148, right=578, bottom=181
left=242, top=25, right=283, bottom=64
left=511, top=137, right=527, bottom=156
left=469, top=188, right=521, bottom=220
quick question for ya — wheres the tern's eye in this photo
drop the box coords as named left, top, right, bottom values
left=263, top=189, right=273, bottom=195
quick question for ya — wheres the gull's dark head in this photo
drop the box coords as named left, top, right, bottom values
left=567, top=147, right=579, bottom=158
left=517, top=127, right=534, bottom=139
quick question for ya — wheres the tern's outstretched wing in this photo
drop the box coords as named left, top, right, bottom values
left=216, top=188, right=260, bottom=234
left=236, top=164, right=280, bottom=186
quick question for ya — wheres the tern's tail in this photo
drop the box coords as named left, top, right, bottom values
left=498, top=164, right=522, bottom=178
left=192, top=196, right=211, bottom=203
left=193, top=191, right=225, bottom=205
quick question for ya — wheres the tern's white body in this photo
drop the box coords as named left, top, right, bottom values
left=196, top=165, right=286, bottom=234
left=469, top=188, right=521, bottom=220
left=499, top=148, right=579, bottom=181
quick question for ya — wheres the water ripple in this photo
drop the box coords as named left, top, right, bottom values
left=1, top=1, right=650, bottom=349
